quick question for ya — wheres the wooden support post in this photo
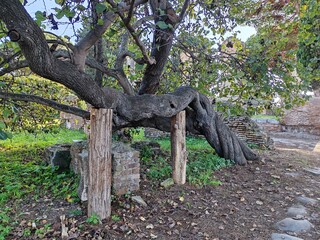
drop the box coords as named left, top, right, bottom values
left=171, top=111, right=187, bottom=185
left=88, top=108, right=113, bottom=220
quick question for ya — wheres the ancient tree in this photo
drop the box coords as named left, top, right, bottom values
left=0, top=0, right=261, bottom=165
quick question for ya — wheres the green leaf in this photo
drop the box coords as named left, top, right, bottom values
left=0, top=122, right=5, bottom=129
left=156, top=21, right=169, bottom=30
left=135, top=64, right=144, bottom=71
left=0, top=81, right=5, bottom=87
left=0, top=130, right=8, bottom=140
left=35, top=11, right=46, bottom=25
left=3, top=109, right=11, bottom=119
left=106, top=28, right=117, bottom=37
left=97, top=19, right=104, bottom=26
left=55, top=0, right=65, bottom=5
left=65, top=9, right=76, bottom=18
left=56, top=10, right=65, bottom=19
left=96, top=3, right=107, bottom=14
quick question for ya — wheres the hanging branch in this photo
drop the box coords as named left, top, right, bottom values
left=0, top=91, right=90, bottom=119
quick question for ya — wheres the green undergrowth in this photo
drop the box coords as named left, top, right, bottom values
left=141, top=136, right=234, bottom=187
left=0, top=128, right=233, bottom=238
left=0, top=128, right=86, bottom=239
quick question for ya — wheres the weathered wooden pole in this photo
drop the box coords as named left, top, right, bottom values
left=88, top=108, right=113, bottom=220
left=171, top=110, right=187, bottom=185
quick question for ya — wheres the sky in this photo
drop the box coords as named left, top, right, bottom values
left=25, top=0, right=257, bottom=42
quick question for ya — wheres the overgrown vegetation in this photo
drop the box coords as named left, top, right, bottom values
left=0, top=128, right=86, bottom=239
left=0, top=128, right=233, bottom=239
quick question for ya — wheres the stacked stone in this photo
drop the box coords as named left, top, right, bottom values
left=112, top=142, right=140, bottom=196
left=224, top=116, right=274, bottom=149
left=47, top=141, right=140, bottom=201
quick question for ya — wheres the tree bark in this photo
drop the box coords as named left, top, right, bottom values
left=171, top=111, right=187, bottom=184
left=138, top=0, right=179, bottom=94
left=88, top=108, right=113, bottom=220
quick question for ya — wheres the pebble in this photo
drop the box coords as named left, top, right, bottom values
left=275, top=218, right=313, bottom=233
left=160, top=178, right=174, bottom=188
left=131, top=196, right=147, bottom=207
left=285, top=172, right=301, bottom=177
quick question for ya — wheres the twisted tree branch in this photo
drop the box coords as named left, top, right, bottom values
left=0, top=91, right=90, bottom=119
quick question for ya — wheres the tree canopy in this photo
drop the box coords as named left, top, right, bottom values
left=0, top=0, right=318, bottom=164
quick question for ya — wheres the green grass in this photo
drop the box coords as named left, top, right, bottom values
left=0, top=128, right=86, bottom=149
left=154, top=136, right=212, bottom=152
left=141, top=136, right=233, bottom=187
left=251, top=114, right=280, bottom=120
left=0, top=128, right=86, bottom=239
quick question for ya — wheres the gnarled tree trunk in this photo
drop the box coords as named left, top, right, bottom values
left=0, top=0, right=260, bottom=165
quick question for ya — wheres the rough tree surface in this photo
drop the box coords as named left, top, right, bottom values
left=0, top=0, right=260, bottom=165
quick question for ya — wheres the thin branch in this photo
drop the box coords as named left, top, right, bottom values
left=124, top=0, right=135, bottom=24
left=178, top=0, right=190, bottom=24
left=76, top=11, right=117, bottom=52
left=0, top=91, right=90, bottom=119
left=44, top=31, right=75, bottom=51
left=107, top=0, right=155, bottom=65
left=0, top=60, right=29, bottom=76
left=0, top=51, right=22, bottom=68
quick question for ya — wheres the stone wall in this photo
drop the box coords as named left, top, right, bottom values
left=70, top=141, right=140, bottom=200
left=224, top=116, right=274, bottom=149
left=253, top=118, right=281, bottom=133
left=46, top=141, right=140, bottom=201
left=111, top=142, right=140, bottom=196
left=282, top=97, right=320, bottom=135
left=144, top=117, right=273, bottom=149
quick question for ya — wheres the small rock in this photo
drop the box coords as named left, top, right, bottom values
left=218, top=225, right=224, bottom=230
left=160, top=178, right=174, bottom=188
left=146, top=224, right=154, bottom=229
left=271, top=175, right=280, bottom=179
left=275, top=218, right=313, bottom=233
left=256, top=200, right=263, bottom=205
left=31, top=222, right=37, bottom=229
left=150, top=233, right=157, bottom=238
left=131, top=196, right=147, bottom=207
left=296, top=196, right=318, bottom=206
left=287, top=205, right=308, bottom=218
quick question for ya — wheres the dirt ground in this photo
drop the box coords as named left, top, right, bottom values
left=7, top=136, right=320, bottom=240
